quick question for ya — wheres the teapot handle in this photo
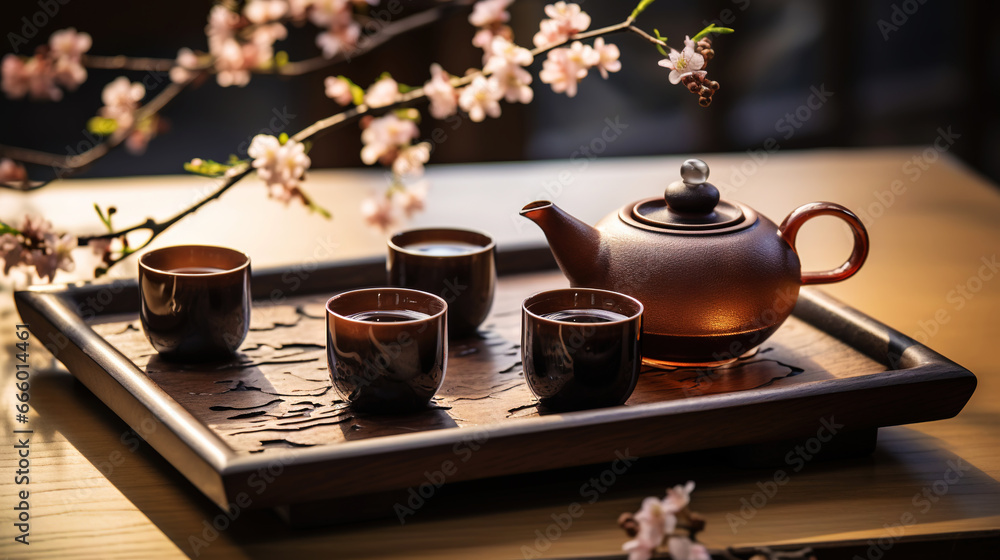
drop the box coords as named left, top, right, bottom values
left=778, top=202, right=870, bottom=285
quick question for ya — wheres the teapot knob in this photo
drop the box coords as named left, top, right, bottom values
left=680, top=158, right=710, bottom=184
left=665, top=159, right=720, bottom=215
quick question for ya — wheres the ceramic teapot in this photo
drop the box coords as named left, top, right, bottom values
left=520, top=159, right=870, bottom=366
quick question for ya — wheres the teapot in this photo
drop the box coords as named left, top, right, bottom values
left=520, top=159, right=869, bottom=366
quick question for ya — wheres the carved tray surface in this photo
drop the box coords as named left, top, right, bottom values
left=87, top=271, right=884, bottom=454
left=15, top=253, right=976, bottom=513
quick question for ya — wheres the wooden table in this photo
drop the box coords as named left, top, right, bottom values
left=2, top=148, right=998, bottom=558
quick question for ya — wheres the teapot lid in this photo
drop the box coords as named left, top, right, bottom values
left=625, top=159, right=753, bottom=233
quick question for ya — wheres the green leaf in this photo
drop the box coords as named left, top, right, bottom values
left=274, top=50, right=289, bottom=68
left=87, top=116, right=118, bottom=136
left=93, top=203, right=112, bottom=231
left=350, top=84, right=365, bottom=106
left=309, top=201, right=333, bottom=220
left=183, top=158, right=233, bottom=177
left=691, top=24, right=735, bottom=43
left=653, top=28, right=669, bottom=56
left=630, top=0, right=657, bottom=20
left=0, top=221, right=20, bottom=236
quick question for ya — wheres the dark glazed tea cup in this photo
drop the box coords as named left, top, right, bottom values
left=138, top=245, right=251, bottom=361
left=522, top=288, right=643, bottom=411
left=387, top=227, right=496, bottom=338
left=326, top=287, right=448, bottom=413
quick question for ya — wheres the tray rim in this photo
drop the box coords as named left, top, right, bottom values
left=14, top=246, right=978, bottom=510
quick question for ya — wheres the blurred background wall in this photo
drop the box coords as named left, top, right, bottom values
left=1, top=0, right=997, bottom=184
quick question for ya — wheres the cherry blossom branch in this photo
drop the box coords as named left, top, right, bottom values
left=0, top=76, right=196, bottom=191
left=0, top=2, right=468, bottom=191
left=75, top=14, right=699, bottom=273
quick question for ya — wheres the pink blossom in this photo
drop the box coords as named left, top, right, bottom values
left=324, top=76, right=354, bottom=105
left=170, top=48, right=201, bottom=83
left=663, top=481, right=695, bottom=513
left=0, top=158, right=28, bottom=185
left=469, top=0, right=513, bottom=28
left=48, top=28, right=91, bottom=90
left=532, top=2, right=591, bottom=48
left=125, top=116, right=159, bottom=155
left=213, top=38, right=252, bottom=87
left=622, top=496, right=676, bottom=560
left=484, top=37, right=534, bottom=104
left=423, top=64, right=458, bottom=119
left=364, top=76, right=399, bottom=108
left=0, top=216, right=76, bottom=282
left=2, top=55, right=61, bottom=101
left=361, top=194, right=399, bottom=231
left=32, top=232, right=77, bottom=281
left=316, top=21, right=360, bottom=58
left=592, top=37, right=621, bottom=79
left=88, top=238, right=112, bottom=260
left=458, top=75, right=502, bottom=122
left=250, top=23, right=288, bottom=48
left=206, top=4, right=241, bottom=47
left=539, top=41, right=596, bottom=97
left=99, top=77, right=145, bottom=129
left=243, top=0, right=288, bottom=24
left=0, top=233, right=29, bottom=276
left=248, top=134, right=311, bottom=203
left=395, top=180, right=428, bottom=217
left=308, top=0, right=351, bottom=27
left=657, top=36, right=706, bottom=84
left=48, top=28, right=92, bottom=61
left=360, top=114, right=418, bottom=165
left=668, top=537, right=711, bottom=560
left=392, top=142, right=431, bottom=176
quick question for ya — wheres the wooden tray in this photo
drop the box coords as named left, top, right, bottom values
left=14, top=247, right=977, bottom=524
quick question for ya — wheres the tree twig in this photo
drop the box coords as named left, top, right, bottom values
left=0, top=0, right=473, bottom=190
left=76, top=18, right=684, bottom=272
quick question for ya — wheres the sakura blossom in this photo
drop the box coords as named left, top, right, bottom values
left=0, top=215, right=77, bottom=282
left=360, top=114, right=419, bottom=166
left=248, top=134, right=312, bottom=203
left=392, top=142, right=431, bottom=176
left=1, top=27, right=92, bottom=101
left=468, top=0, right=513, bottom=28
left=325, top=76, right=354, bottom=105
left=592, top=37, right=622, bottom=79
left=667, top=537, right=711, bottom=560
left=316, top=20, right=361, bottom=59
left=663, top=480, right=695, bottom=513
left=206, top=4, right=241, bottom=46
left=243, top=0, right=288, bottom=24
left=365, top=75, right=399, bottom=108
left=32, top=232, right=77, bottom=282
left=0, top=158, right=29, bottom=185
left=539, top=41, right=597, bottom=98
left=99, top=77, right=145, bottom=130
left=395, top=180, right=428, bottom=217
left=423, top=64, right=458, bottom=119
left=622, top=496, right=676, bottom=560
left=458, top=75, right=502, bottom=122
left=483, top=37, right=534, bottom=103
left=532, top=2, right=591, bottom=48
left=361, top=193, right=399, bottom=231
left=169, top=48, right=201, bottom=84
left=657, top=36, right=706, bottom=84
left=48, top=28, right=92, bottom=61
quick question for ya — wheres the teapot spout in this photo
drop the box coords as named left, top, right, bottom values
left=520, top=201, right=603, bottom=286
